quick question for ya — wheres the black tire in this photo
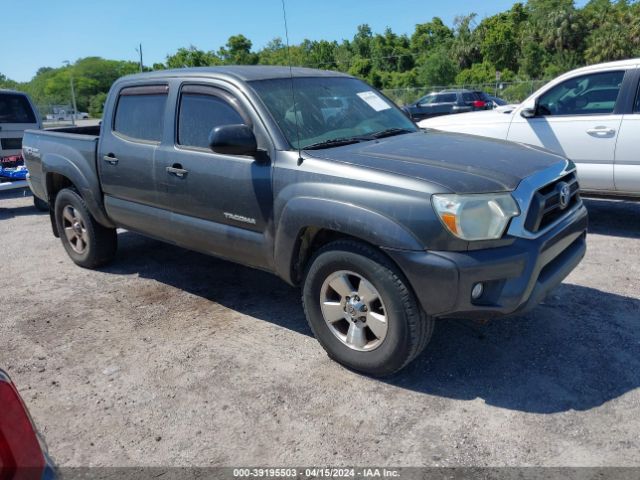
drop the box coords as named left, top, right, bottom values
left=54, top=188, right=117, bottom=268
left=302, top=240, right=434, bottom=377
left=33, top=196, right=49, bottom=212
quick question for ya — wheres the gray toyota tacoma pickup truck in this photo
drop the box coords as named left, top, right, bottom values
left=23, top=66, right=588, bottom=376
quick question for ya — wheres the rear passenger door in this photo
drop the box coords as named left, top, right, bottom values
left=99, top=84, right=168, bottom=211
left=431, top=93, right=459, bottom=117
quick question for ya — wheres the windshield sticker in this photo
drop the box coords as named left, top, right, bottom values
left=357, top=91, right=392, bottom=112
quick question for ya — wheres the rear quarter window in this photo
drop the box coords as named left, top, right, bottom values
left=113, top=86, right=168, bottom=142
left=0, top=93, right=36, bottom=124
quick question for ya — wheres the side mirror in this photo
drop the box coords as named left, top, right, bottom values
left=209, top=124, right=257, bottom=156
left=520, top=107, right=537, bottom=119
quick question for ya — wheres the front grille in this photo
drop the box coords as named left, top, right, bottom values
left=524, top=171, right=580, bottom=233
left=0, top=138, right=22, bottom=150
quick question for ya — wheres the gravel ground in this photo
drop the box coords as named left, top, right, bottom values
left=0, top=190, right=638, bottom=467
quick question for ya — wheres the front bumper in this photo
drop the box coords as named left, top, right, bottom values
left=386, top=203, right=588, bottom=320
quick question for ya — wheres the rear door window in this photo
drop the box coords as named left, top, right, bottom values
left=113, top=85, right=168, bottom=142
left=0, top=93, right=36, bottom=124
left=436, top=93, right=457, bottom=103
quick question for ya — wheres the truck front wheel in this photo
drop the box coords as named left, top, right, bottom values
left=54, top=188, right=117, bottom=268
left=302, top=240, right=434, bottom=376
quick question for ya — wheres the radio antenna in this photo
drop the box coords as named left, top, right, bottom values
left=280, top=0, right=303, bottom=165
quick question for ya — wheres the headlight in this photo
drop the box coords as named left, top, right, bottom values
left=432, top=193, right=520, bottom=241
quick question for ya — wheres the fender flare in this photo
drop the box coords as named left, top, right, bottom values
left=43, top=153, right=115, bottom=228
left=274, top=196, right=423, bottom=284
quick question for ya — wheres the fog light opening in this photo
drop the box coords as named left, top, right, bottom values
left=471, top=283, right=484, bottom=300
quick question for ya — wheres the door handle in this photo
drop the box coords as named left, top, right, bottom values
left=166, top=164, right=188, bottom=178
left=103, top=154, right=119, bottom=165
left=586, top=127, right=616, bottom=136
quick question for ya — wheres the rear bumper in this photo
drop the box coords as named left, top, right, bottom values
left=386, top=204, right=588, bottom=320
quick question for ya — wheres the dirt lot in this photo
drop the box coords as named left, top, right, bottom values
left=0, top=190, right=638, bottom=467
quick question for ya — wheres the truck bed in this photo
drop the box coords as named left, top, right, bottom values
left=22, top=127, right=101, bottom=203
left=46, top=125, right=101, bottom=136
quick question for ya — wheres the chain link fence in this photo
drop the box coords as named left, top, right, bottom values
left=382, top=79, right=550, bottom=107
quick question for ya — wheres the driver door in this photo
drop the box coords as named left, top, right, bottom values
left=154, top=84, right=274, bottom=269
left=508, top=70, right=626, bottom=192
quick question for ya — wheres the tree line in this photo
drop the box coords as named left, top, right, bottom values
left=2, top=0, right=639, bottom=116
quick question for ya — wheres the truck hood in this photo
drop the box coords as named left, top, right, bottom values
left=306, top=131, right=566, bottom=193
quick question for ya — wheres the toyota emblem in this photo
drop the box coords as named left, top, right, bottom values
left=558, top=183, right=571, bottom=210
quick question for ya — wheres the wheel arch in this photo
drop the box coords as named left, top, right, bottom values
left=274, top=197, right=424, bottom=285
left=43, top=153, right=115, bottom=233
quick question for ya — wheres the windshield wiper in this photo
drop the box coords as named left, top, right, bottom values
left=302, top=128, right=414, bottom=150
left=370, top=127, right=415, bottom=139
left=302, top=136, right=369, bottom=150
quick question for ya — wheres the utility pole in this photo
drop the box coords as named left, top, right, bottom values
left=136, top=44, right=144, bottom=72
left=63, top=60, right=78, bottom=126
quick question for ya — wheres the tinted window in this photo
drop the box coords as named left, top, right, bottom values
left=178, top=93, right=245, bottom=148
left=538, top=71, right=624, bottom=116
left=462, top=92, right=476, bottom=102
left=418, top=94, right=437, bottom=105
left=436, top=93, right=457, bottom=103
left=0, top=93, right=36, bottom=124
left=114, top=93, right=167, bottom=142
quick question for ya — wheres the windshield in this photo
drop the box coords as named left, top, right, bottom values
left=249, top=77, right=417, bottom=149
left=0, top=93, right=37, bottom=124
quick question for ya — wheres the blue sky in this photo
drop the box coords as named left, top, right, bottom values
left=2, top=0, right=587, bottom=82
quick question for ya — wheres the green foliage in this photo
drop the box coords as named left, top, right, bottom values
left=0, top=73, right=18, bottom=89
left=89, top=92, right=108, bottom=118
left=8, top=1, right=640, bottom=110
left=218, top=35, right=259, bottom=65
left=456, top=62, right=515, bottom=86
left=166, top=46, right=220, bottom=68
left=411, top=17, right=454, bottom=54
left=418, top=47, right=459, bottom=87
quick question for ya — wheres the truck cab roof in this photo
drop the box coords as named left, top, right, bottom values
left=120, top=66, right=351, bottom=83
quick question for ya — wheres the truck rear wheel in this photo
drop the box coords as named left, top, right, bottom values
left=54, top=188, right=117, bottom=268
left=33, top=196, right=49, bottom=212
left=302, top=240, right=434, bottom=377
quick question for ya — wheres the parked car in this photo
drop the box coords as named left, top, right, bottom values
left=0, top=369, right=56, bottom=479
left=402, top=89, right=492, bottom=121
left=24, top=66, right=587, bottom=376
left=45, top=109, right=90, bottom=122
left=419, top=59, right=640, bottom=198
left=0, top=89, right=46, bottom=207
left=475, top=91, right=508, bottom=108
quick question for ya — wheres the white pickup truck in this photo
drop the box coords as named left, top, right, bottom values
left=419, top=59, right=640, bottom=198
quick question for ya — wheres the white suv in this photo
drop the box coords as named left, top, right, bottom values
left=419, top=59, right=640, bottom=198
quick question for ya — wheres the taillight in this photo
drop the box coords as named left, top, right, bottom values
left=473, top=100, right=486, bottom=108
left=0, top=372, right=46, bottom=480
